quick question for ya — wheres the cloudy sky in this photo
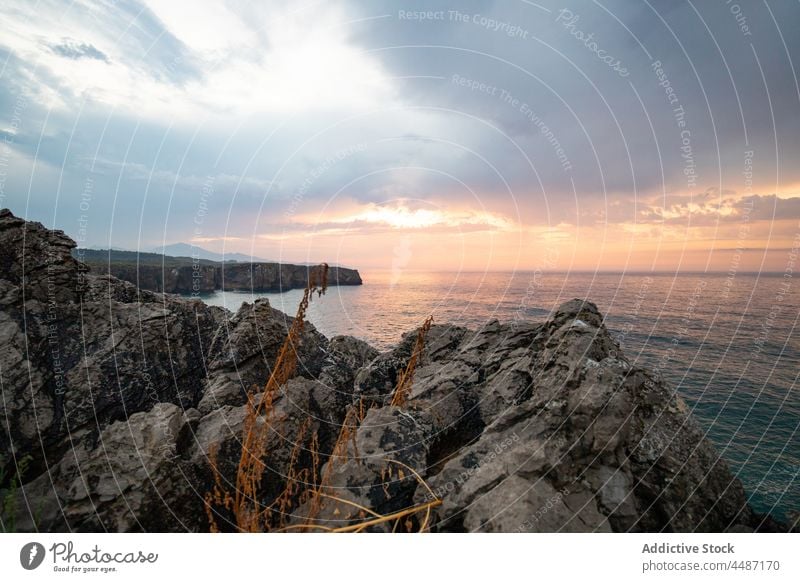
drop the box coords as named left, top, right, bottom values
left=1, top=0, right=799, bottom=271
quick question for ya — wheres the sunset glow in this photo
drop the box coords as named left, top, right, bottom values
left=0, top=1, right=797, bottom=273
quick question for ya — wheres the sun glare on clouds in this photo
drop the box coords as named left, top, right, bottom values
left=156, top=1, right=395, bottom=114
left=0, top=0, right=393, bottom=118
left=149, top=1, right=395, bottom=115
left=315, top=204, right=515, bottom=231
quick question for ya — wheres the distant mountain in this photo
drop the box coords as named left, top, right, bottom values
left=151, top=242, right=268, bottom=263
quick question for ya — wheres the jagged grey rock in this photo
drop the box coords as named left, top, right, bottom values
left=0, top=209, right=787, bottom=533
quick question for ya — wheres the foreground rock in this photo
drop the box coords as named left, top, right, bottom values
left=0, top=209, right=329, bottom=531
left=0, top=209, right=787, bottom=532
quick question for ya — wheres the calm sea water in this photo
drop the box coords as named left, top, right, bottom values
left=199, top=270, right=799, bottom=522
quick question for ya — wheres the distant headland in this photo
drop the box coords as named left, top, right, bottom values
left=72, top=247, right=363, bottom=294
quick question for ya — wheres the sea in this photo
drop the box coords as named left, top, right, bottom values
left=198, top=270, right=799, bottom=522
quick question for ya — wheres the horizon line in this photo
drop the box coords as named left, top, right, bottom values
left=361, top=268, right=789, bottom=276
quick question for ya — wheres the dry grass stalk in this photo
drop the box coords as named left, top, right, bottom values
left=208, top=264, right=328, bottom=532
left=203, top=444, right=233, bottom=533
left=304, top=404, right=362, bottom=523
left=297, top=316, right=440, bottom=532
left=278, top=498, right=442, bottom=533
left=328, top=499, right=442, bottom=533
left=299, top=453, right=442, bottom=533
left=206, top=269, right=443, bottom=533
left=390, top=316, right=434, bottom=407
left=266, top=418, right=314, bottom=529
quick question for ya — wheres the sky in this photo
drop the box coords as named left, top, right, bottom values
left=1, top=0, right=799, bottom=272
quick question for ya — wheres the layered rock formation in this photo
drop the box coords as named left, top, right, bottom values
left=0, top=209, right=786, bottom=533
left=75, top=248, right=362, bottom=294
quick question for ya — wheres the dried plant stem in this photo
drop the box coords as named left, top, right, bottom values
left=386, top=458, right=437, bottom=500
left=203, top=445, right=232, bottom=533
left=330, top=499, right=442, bottom=533
left=305, top=404, right=361, bottom=523
left=390, top=316, right=433, bottom=407
left=206, top=277, right=444, bottom=534
left=275, top=500, right=442, bottom=533
left=314, top=492, right=383, bottom=519
left=226, top=264, right=328, bottom=532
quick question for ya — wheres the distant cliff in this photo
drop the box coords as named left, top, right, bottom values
left=73, top=248, right=363, bottom=293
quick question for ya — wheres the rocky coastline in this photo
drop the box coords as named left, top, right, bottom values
left=74, top=248, right=363, bottom=294
left=0, top=209, right=788, bottom=533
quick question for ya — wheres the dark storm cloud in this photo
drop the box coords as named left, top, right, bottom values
left=346, top=0, right=800, bottom=201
